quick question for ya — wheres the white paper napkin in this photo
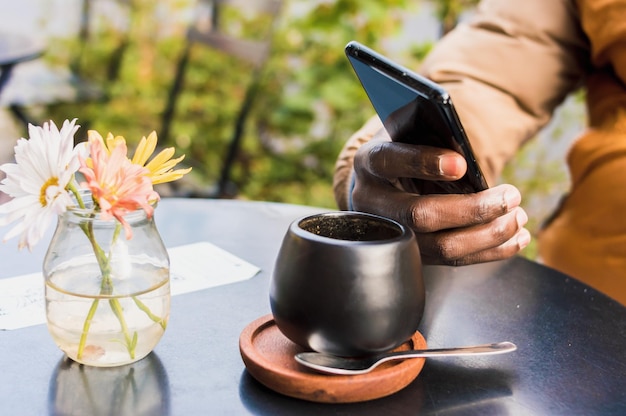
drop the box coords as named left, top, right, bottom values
left=0, top=241, right=260, bottom=330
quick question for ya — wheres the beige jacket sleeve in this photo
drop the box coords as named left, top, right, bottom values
left=333, top=0, right=589, bottom=210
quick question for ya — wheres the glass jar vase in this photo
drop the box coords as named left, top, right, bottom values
left=43, top=205, right=170, bottom=367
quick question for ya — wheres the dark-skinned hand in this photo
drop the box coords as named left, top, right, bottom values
left=351, top=137, right=531, bottom=266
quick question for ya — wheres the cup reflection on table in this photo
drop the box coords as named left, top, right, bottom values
left=48, top=352, right=170, bottom=416
left=270, top=211, right=425, bottom=357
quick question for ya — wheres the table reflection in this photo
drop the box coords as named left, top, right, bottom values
left=239, top=361, right=513, bottom=415
left=238, top=369, right=425, bottom=414
left=48, top=353, right=170, bottom=416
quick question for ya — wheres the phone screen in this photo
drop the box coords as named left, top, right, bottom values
left=345, top=41, right=488, bottom=194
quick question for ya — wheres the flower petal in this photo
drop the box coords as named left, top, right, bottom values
left=131, top=131, right=158, bottom=166
left=0, top=119, right=80, bottom=249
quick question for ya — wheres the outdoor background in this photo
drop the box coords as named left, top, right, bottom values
left=0, top=0, right=586, bottom=259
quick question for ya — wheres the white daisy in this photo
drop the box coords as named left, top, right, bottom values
left=0, top=119, right=85, bottom=250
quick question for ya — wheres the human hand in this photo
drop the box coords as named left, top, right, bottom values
left=351, top=137, right=531, bottom=266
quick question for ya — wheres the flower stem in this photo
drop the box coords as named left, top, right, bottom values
left=109, top=298, right=136, bottom=359
left=76, top=221, right=136, bottom=361
left=77, top=298, right=100, bottom=360
left=133, top=297, right=167, bottom=329
left=71, top=201, right=165, bottom=362
left=67, top=180, right=86, bottom=209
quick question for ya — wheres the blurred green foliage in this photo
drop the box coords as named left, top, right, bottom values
left=44, top=0, right=425, bottom=208
left=36, top=0, right=578, bottom=260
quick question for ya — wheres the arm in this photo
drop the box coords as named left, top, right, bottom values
left=576, top=0, right=626, bottom=126
left=334, top=0, right=589, bottom=210
left=332, top=0, right=589, bottom=265
left=421, top=0, right=588, bottom=178
left=333, top=116, right=384, bottom=210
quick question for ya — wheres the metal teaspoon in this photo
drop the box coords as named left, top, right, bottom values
left=295, top=341, right=517, bottom=375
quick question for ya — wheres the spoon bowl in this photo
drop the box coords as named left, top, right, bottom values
left=295, top=341, right=517, bottom=375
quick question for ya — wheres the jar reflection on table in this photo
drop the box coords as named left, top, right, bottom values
left=48, top=353, right=170, bottom=416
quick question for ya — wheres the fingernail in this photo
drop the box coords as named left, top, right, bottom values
left=503, top=188, right=521, bottom=211
left=517, top=229, right=531, bottom=249
left=438, top=155, right=463, bottom=177
left=516, top=208, right=528, bottom=227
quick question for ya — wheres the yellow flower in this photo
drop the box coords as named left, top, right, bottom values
left=84, top=130, right=126, bottom=169
left=87, top=130, right=126, bottom=154
left=131, top=131, right=192, bottom=185
left=86, top=130, right=191, bottom=185
left=79, top=137, right=158, bottom=239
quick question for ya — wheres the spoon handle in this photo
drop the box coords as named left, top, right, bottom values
left=294, top=341, right=518, bottom=375
left=383, top=341, right=517, bottom=361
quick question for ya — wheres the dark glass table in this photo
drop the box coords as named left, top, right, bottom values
left=0, top=198, right=624, bottom=415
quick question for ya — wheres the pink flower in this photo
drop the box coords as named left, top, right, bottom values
left=79, top=138, right=159, bottom=239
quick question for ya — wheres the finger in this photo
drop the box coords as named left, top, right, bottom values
left=357, top=184, right=522, bottom=233
left=459, top=227, right=532, bottom=265
left=417, top=207, right=530, bottom=264
left=355, top=140, right=467, bottom=182
left=421, top=228, right=532, bottom=266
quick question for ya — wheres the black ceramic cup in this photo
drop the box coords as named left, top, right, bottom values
left=270, top=211, right=425, bottom=357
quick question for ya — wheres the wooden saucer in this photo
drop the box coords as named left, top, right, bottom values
left=239, top=315, right=426, bottom=403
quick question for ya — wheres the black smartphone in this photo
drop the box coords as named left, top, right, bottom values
left=345, top=40, right=488, bottom=194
